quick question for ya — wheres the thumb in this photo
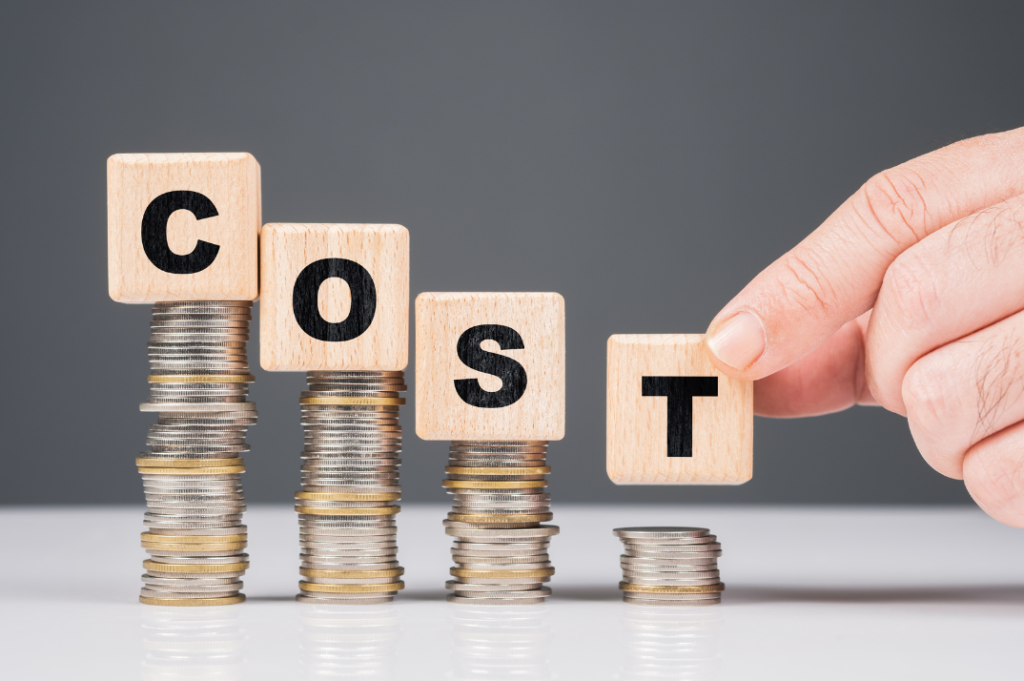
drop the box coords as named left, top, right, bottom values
left=704, top=128, right=1024, bottom=380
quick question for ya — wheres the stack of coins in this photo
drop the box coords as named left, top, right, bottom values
left=443, top=441, right=557, bottom=604
left=614, top=527, right=724, bottom=606
left=136, top=301, right=256, bottom=607
left=295, top=371, right=406, bottom=603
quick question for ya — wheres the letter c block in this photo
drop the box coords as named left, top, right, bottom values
left=259, top=224, right=409, bottom=371
left=607, top=335, right=753, bottom=484
left=107, top=153, right=261, bottom=303
left=415, top=293, right=565, bottom=441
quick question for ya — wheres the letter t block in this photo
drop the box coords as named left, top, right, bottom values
left=415, top=293, right=565, bottom=441
left=606, top=335, right=753, bottom=484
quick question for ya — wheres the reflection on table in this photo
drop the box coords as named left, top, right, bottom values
left=298, top=603, right=401, bottom=680
left=141, top=604, right=247, bottom=681
left=619, top=603, right=722, bottom=680
left=449, top=604, right=551, bottom=680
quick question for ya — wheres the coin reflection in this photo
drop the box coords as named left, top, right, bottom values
left=141, top=605, right=246, bottom=681
left=449, top=604, right=551, bottom=681
left=620, top=604, right=722, bottom=680
left=298, top=603, right=401, bottom=680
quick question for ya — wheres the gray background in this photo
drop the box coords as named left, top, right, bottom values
left=2, top=1, right=1019, bottom=506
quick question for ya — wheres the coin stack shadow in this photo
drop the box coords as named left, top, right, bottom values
left=137, top=301, right=256, bottom=607
left=450, top=604, right=551, bottom=680
left=298, top=603, right=400, bottom=679
left=614, top=527, right=724, bottom=606
left=295, top=371, right=406, bottom=603
left=444, top=441, right=558, bottom=604
left=141, top=605, right=246, bottom=680
left=619, top=605, right=722, bottom=680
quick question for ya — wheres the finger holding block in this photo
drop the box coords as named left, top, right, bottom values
left=259, top=224, right=409, bottom=371
left=107, top=153, right=261, bottom=303
left=415, top=293, right=565, bottom=441
left=607, top=335, right=753, bottom=484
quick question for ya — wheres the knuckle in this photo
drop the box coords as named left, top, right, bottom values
left=880, top=251, right=942, bottom=327
left=902, top=360, right=953, bottom=435
left=853, top=167, right=934, bottom=248
left=964, top=442, right=1024, bottom=527
left=773, top=248, right=840, bottom=320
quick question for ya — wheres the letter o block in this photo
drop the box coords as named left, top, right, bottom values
left=107, top=153, right=261, bottom=303
left=607, top=335, right=753, bottom=484
left=259, top=224, right=409, bottom=371
left=415, top=293, right=565, bottom=441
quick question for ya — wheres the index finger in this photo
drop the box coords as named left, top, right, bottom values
left=703, top=127, right=1024, bottom=381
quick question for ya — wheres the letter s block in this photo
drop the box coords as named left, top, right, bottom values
left=107, top=153, right=261, bottom=303
left=415, top=293, right=565, bottom=441
left=607, top=335, right=753, bottom=484
left=259, top=224, right=409, bottom=371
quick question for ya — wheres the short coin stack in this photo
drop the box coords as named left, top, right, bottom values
left=614, top=527, right=724, bottom=606
left=444, top=441, right=558, bottom=604
left=137, top=301, right=256, bottom=607
left=295, top=371, right=406, bottom=603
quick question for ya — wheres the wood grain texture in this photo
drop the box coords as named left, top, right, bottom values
left=259, top=224, right=409, bottom=371
left=415, top=292, right=565, bottom=441
left=107, top=153, right=261, bottom=303
left=606, top=335, right=753, bottom=484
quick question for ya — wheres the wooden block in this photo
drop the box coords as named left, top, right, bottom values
left=259, top=224, right=409, bottom=371
left=107, top=153, right=261, bottom=303
left=606, top=335, right=753, bottom=485
left=415, top=292, right=565, bottom=441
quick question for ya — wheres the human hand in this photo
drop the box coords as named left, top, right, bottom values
left=703, top=127, right=1024, bottom=527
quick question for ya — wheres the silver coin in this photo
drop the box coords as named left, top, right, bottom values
left=451, top=576, right=550, bottom=586
left=148, top=554, right=249, bottom=565
left=304, top=577, right=403, bottom=585
left=449, top=587, right=552, bottom=599
left=613, top=527, right=710, bottom=539
left=144, top=522, right=245, bottom=532
left=296, top=595, right=394, bottom=605
left=623, top=596, right=720, bottom=607
left=446, top=595, right=547, bottom=605
left=445, top=525, right=559, bottom=539
left=619, top=591, right=722, bottom=601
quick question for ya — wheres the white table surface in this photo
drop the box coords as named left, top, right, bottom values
left=1, top=504, right=1021, bottom=680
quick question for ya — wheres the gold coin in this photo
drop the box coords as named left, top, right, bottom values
left=299, top=396, right=406, bottom=406
left=442, top=480, right=545, bottom=489
left=444, top=466, right=551, bottom=475
left=448, top=513, right=553, bottom=524
left=139, top=595, right=246, bottom=607
left=138, top=466, right=246, bottom=475
left=148, top=374, right=255, bottom=383
left=299, top=568, right=405, bottom=579
left=143, top=560, right=248, bottom=574
left=450, top=568, right=555, bottom=578
left=295, top=506, right=400, bottom=516
left=136, top=457, right=243, bottom=468
left=142, top=533, right=247, bottom=544
left=294, top=491, right=401, bottom=502
left=299, top=581, right=405, bottom=593
left=619, top=582, right=725, bottom=594
left=142, top=542, right=247, bottom=552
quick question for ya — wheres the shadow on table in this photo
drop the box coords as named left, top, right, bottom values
left=726, top=584, right=1024, bottom=605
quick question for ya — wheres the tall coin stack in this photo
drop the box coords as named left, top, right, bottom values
left=444, top=441, right=558, bottom=604
left=614, top=527, right=724, bottom=606
left=295, top=371, right=406, bottom=603
left=136, top=301, right=256, bottom=607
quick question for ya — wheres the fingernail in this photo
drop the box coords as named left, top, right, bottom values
left=706, top=312, right=766, bottom=370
